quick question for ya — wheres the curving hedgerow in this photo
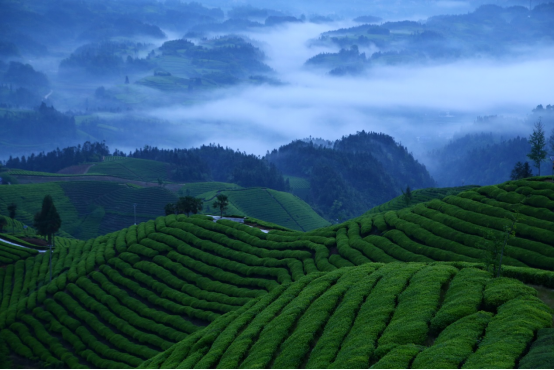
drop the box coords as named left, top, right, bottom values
left=140, top=263, right=553, bottom=369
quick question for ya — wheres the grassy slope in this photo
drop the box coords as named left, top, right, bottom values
left=0, top=179, right=329, bottom=238
left=365, top=185, right=479, bottom=215
left=88, top=157, right=171, bottom=182
left=0, top=178, right=553, bottom=368
left=179, top=182, right=242, bottom=197
left=141, top=262, right=552, bottom=369
left=7, top=157, right=171, bottom=183
left=0, top=181, right=178, bottom=240
left=198, top=188, right=331, bottom=231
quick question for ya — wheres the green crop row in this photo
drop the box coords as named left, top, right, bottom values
left=348, top=227, right=398, bottom=263
left=151, top=254, right=253, bottom=303
left=385, top=211, right=480, bottom=262
left=74, top=277, right=187, bottom=344
left=43, top=297, right=141, bottom=367
left=519, top=328, right=554, bottom=369
left=98, top=264, right=211, bottom=326
left=336, top=226, right=372, bottom=265
left=239, top=269, right=345, bottom=368
left=107, top=257, right=222, bottom=321
left=463, top=294, right=552, bottom=368
left=89, top=271, right=198, bottom=335
left=364, top=234, right=431, bottom=263
left=413, top=311, right=493, bottom=368
left=160, top=226, right=293, bottom=283
left=331, top=263, right=425, bottom=368
left=273, top=267, right=374, bottom=368
left=148, top=232, right=278, bottom=292
left=375, top=264, right=457, bottom=358
left=430, top=267, right=490, bottom=332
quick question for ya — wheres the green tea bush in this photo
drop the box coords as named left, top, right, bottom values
left=364, top=234, right=428, bottom=262
left=413, top=311, right=493, bottom=368
left=370, top=343, right=423, bottom=369
left=431, top=268, right=490, bottom=332
left=463, top=295, right=552, bottom=368
left=376, top=264, right=457, bottom=358
left=519, top=328, right=554, bottom=369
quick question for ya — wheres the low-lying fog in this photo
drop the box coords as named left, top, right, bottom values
left=148, top=21, right=553, bottom=158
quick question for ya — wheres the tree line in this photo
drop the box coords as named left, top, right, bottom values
left=4, top=142, right=290, bottom=191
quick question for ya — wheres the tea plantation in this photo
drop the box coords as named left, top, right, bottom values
left=0, top=177, right=553, bottom=368
left=140, top=263, right=552, bottom=369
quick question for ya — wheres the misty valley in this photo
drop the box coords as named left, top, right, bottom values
left=1, top=0, right=554, bottom=369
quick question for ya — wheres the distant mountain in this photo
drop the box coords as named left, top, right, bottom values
left=266, top=131, right=436, bottom=220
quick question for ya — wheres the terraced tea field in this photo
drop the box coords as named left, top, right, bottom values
left=285, top=175, right=311, bottom=200
left=209, top=188, right=331, bottom=231
left=90, top=157, right=171, bottom=183
left=365, top=185, right=478, bottom=215
left=141, top=263, right=553, bottom=369
left=179, top=182, right=242, bottom=197
left=0, top=181, right=177, bottom=240
left=0, top=177, right=553, bottom=369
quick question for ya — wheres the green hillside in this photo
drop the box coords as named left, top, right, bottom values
left=365, top=185, right=479, bottom=215
left=6, top=156, right=171, bottom=183
left=198, top=188, right=331, bottom=231
left=285, top=175, right=311, bottom=200
left=88, top=157, right=171, bottom=182
left=179, top=182, right=242, bottom=197
left=0, top=177, right=553, bottom=368
left=141, top=263, right=552, bottom=369
left=0, top=181, right=177, bottom=240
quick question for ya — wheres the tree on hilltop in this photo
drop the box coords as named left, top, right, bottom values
left=34, top=195, right=61, bottom=282
left=527, top=119, right=547, bottom=176
left=510, top=161, right=533, bottom=180
left=401, top=185, right=412, bottom=206
left=213, top=194, right=229, bottom=217
left=177, top=196, right=203, bottom=217
left=33, top=195, right=61, bottom=246
left=7, top=203, right=17, bottom=235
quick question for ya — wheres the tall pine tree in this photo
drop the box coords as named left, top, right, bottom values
left=33, top=195, right=61, bottom=245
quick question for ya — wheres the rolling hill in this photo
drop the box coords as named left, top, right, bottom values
left=140, top=262, right=552, bottom=369
left=197, top=188, right=331, bottom=232
left=0, top=177, right=553, bottom=368
left=0, top=178, right=330, bottom=239
left=365, top=185, right=480, bottom=215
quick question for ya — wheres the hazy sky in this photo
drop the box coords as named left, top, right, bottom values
left=148, top=21, right=553, bottom=157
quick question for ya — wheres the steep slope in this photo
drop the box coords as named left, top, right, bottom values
left=140, top=262, right=553, bottom=369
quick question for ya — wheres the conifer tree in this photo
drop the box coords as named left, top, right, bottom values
left=527, top=120, right=547, bottom=176
left=33, top=195, right=61, bottom=246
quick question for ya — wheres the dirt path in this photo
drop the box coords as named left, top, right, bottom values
left=0, top=236, right=47, bottom=253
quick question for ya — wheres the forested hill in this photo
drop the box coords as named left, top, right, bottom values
left=266, top=131, right=436, bottom=220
